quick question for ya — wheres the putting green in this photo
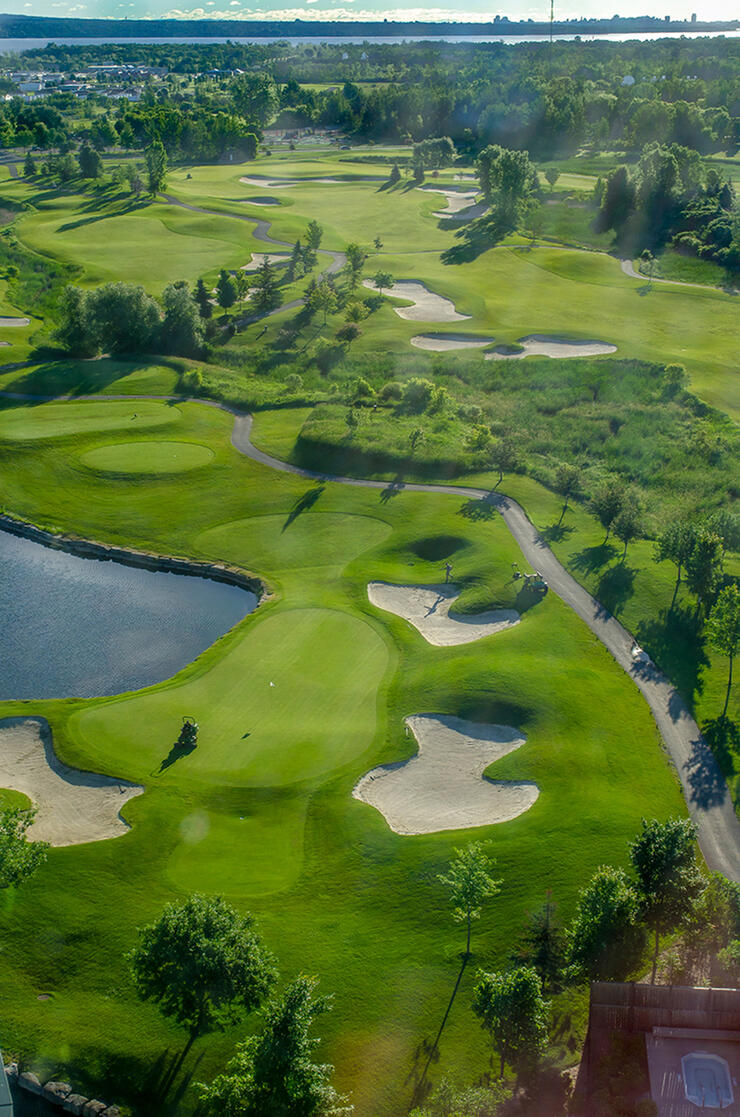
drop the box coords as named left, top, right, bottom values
left=69, top=607, right=389, bottom=787
left=79, top=440, right=214, bottom=475
left=0, top=400, right=180, bottom=441
left=196, top=511, right=392, bottom=573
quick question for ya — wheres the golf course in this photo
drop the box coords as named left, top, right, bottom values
left=0, top=123, right=737, bottom=1116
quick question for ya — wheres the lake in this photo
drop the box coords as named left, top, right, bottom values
left=0, top=31, right=739, bottom=51
left=0, top=528, right=257, bottom=699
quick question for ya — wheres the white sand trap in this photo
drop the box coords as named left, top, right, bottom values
left=0, top=317, right=30, bottom=327
left=411, top=333, right=495, bottom=352
left=0, top=718, right=143, bottom=847
left=353, top=714, right=539, bottom=834
left=433, top=202, right=487, bottom=221
left=243, top=195, right=281, bottom=206
left=240, top=175, right=294, bottom=189
left=240, top=252, right=290, bottom=271
left=362, top=279, right=469, bottom=322
left=368, top=582, right=519, bottom=645
left=486, top=334, right=617, bottom=360
left=420, top=186, right=479, bottom=215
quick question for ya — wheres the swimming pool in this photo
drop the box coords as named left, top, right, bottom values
left=681, top=1052, right=734, bottom=1109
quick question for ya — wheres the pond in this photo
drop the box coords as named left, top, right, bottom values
left=0, top=529, right=257, bottom=700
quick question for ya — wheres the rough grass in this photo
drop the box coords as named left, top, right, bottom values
left=0, top=394, right=685, bottom=1117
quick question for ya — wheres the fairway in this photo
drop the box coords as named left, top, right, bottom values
left=80, top=439, right=215, bottom=474
left=0, top=399, right=180, bottom=441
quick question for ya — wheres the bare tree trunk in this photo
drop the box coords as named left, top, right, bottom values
left=722, top=654, right=733, bottom=720
left=466, top=913, right=471, bottom=956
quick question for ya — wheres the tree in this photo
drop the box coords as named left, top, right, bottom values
left=472, top=967, right=549, bottom=1080
left=590, top=478, right=626, bottom=542
left=126, top=164, right=144, bottom=196
left=55, top=153, right=77, bottom=183
left=373, top=270, right=393, bottom=294
left=373, top=235, right=383, bottom=251
left=685, top=529, right=724, bottom=614
left=554, top=462, right=580, bottom=522
left=91, top=282, right=161, bottom=355
left=55, top=285, right=98, bottom=357
left=409, top=1077, right=505, bottom=1117
left=629, top=818, right=702, bottom=984
left=567, top=866, right=646, bottom=981
left=613, top=495, right=641, bottom=560
left=0, top=807, right=48, bottom=890
left=389, top=164, right=401, bottom=185
left=654, top=520, right=697, bottom=607
left=161, top=282, right=204, bottom=357
left=78, top=142, right=102, bottom=179
left=544, top=167, right=560, bottom=191
left=234, top=270, right=251, bottom=307
left=413, top=162, right=425, bottom=184
left=232, top=72, right=279, bottom=127
left=309, top=278, right=337, bottom=325
left=513, top=894, right=566, bottom=991
left=145, top=139, right=167, bottom=194
left=598, top=165, right=635, bottom=232
left=477, top=145, right=536, bottom=230
left=23, top=151, right=36, bottom=177
left=336, top=322, right=360, bottom=345
left=641, top=248, right=656, bottom=287
left=129, top=894, right=276, bottom=1054
left=194, top=278, right=212, bottom=319
left=438, top=842, right=501, bottom=956
left=287, top=239, right=303, bottom=281
left=199, top=976, right=350, bottom=1117
left=217, top=269, right=237, bottom=313
left=490, top=436, right=519, bottom=486
left=306, top=219, right=323, bottom=251
left=707, top=583, right=740, bottom=719
left=251, top=260, right=280, bottom=314
left=344, top=243, right=366, bottom=290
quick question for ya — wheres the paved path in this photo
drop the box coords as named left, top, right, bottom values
left=620, top=257, right=738, bottom=295
left=233, top=411, right=740, bottom=882
left=160, top=191, right=346, bottom=325
left=0, top=386, right=737, bottom=877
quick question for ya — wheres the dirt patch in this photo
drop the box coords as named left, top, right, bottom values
left=361, top=279, right=469, bottom=322
left=0, top=718, right=143, bottom=846
left=411, top=333, right=494, bottom=351
left=367, top=582, right=519, bottom=645
left=486, top=334, right=616, bottom=359
left=353, top=714, right=539, bottom=834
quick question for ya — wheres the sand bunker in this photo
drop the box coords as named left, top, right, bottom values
left=411, top=333, right=495, bottom=352
left=0, top=718, right=143, bottom=846
left=361, top=279, right=470, bottom=322
left=243, top=195, right=281, bottom=206
left=486, top=334, right=617, bottom=360
left=368, top=582, right=519, bottom=645
left=0, top=317, right=30, bottom=327
left=353, top=714, right=539, bottom=834
left=239, top=174, right=382, bottom=189
left=420, top=186, right=479, bottom=215
left=241, top=252, right=290, bottom=271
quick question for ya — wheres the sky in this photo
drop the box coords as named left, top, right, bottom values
left=5, top=0, right=739, bottom=25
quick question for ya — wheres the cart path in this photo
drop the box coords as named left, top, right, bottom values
left=159, top=192, right=346, bottom=325
left=620, top=257, right=738, bottom=295
left=1, top=389, right=738, bottom=880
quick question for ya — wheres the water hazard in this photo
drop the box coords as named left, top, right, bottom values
left=0, top=529, right=257, bottom=700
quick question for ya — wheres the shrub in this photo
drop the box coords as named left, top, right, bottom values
left=402, top=377, right=435, bottom=413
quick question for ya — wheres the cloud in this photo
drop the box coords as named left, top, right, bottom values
left=160, top=4, right=501, bottom=15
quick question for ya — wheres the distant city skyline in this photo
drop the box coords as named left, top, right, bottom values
left=2, top=0, right=737, bottom=26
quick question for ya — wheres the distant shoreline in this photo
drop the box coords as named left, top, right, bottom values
left=0, top=13, right=738, bottom=40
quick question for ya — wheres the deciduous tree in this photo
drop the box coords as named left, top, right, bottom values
left=0, top=807, right=48, bottom=891
left=472, top=967, right=549, bottom=1079
left=707, top=583, right=740, bottom=718
left=439, top=842, right=501, bottom=956
left=567, top=866, right=645, bottom=981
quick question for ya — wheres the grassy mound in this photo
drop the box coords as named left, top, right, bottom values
left=0, top=400, right=179, bottom=442
left=80, top=440, right=214, bottom=475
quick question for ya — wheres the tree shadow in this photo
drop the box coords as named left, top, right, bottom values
left=441, top=214, right=505, bottom=265
left=379, top=476, right=406, bottom=503
left=570, top=542, right=618, bottom=575
left=407, top=953, right=469, bottom=1110
left=636, top=605, right=709, bottom=707
left=595, top=562, right=636, bottom=616
left=700, top=717, right=739, bottom=783
left=539, top=521, right=574, bottom=544
left=684, top=729, right=730, bottom=810
left=0, top=359, right=156, bottom=402
left=458, top=497, right=497, bottom=521
left=283, top=484, right=324, bottom=530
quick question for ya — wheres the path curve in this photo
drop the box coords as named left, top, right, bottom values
left=620, top=257, right=738, bottom=295
left=160, top=192, right=346, bottom=325
left=231, top=412, right=740, bottom=882
left=0, top=389, right=737, bottom=880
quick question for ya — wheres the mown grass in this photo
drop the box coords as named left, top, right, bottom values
left=0, top=394, right=685, bottom=1117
